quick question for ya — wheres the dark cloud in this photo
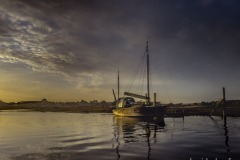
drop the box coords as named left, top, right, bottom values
left=0, top=0, right=240, bottom=102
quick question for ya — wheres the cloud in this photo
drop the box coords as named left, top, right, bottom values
left=0, top=0, right=240, bottom=102
left=0, top=0, right=149, bottom=90
left=0, top=0, right=111, bottom=87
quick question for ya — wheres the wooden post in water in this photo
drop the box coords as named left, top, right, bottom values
left=153, top=93, right=156, bottom=106
left=210, top=87, right=227, bottom=117
left=221, top=87, right=230, bottom=150
left=222, top=87, right=227, bottom=124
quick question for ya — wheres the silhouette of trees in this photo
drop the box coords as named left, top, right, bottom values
left=80, top=100, right=88, bottom=104
left=90, top=100, right=98, bottom=104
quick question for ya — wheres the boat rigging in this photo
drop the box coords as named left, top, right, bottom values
left=112, top=40, right=165, bottom=118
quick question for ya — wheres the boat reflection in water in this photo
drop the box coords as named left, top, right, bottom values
left=112, top=116, right=165, bottom=160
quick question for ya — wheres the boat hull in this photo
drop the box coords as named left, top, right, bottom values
left=112, top=106, right=164, bottom=117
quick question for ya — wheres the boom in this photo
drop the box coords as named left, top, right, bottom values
left=124, top=92, right=147, bottom=100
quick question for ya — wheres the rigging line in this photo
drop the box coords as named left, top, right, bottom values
left=126, top=52, right=145, bottom=92
left=137, top=51, right=147, bottom=95
left=126, top=51, right=146, bottom=92
left=140, top=55, right=147, bottom=95
left=137, top=52, right=146, bottom=94
left=163, top=85, right=172, bottom=104
left=150, top=54, right=173, bottom=103
left=148, top=53, right=154, bottom=101
left=138, top=55, right=144, bottom=95
left=137, top=52, right=147, bottom=94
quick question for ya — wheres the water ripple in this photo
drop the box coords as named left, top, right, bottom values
left=0, top=112, right=240, bottom=160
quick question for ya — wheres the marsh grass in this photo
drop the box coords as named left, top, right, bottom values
left=0, top=105, right=114, bottom=113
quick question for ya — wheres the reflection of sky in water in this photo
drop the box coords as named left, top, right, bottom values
left=0, top=111, right=240, bottom=160
left=0, top=112, right=114, bottom=159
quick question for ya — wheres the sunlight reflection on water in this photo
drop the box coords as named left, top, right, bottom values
left=0, top=111, right=239, bottom=160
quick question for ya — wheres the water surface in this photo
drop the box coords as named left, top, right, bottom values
left=0, top=111, right=239, bottom=160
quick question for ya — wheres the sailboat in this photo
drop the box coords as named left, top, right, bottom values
left=112, top=40, right=165, bottom=118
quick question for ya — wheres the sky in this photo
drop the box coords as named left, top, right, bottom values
left=0, top=0, right=240, bottom=103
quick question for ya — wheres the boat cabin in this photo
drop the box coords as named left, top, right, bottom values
left=116, top=97, right=135, bottom=108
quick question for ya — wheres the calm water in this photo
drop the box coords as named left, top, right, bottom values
left=0, top=111, right=240, bottom=160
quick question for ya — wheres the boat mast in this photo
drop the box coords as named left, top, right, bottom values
left=118, top=70, right=120, bottom=99
left=146, top=40, right=150, bottom=104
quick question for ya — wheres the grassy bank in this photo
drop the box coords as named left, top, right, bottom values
left=165, top=105, right=240, bottom=117
left=32, top=106, right=115, bottom=113
left=0, top=105, right=114, bottom=113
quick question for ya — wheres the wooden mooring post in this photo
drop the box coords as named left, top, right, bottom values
left=222, top=87, right=227, bottom=124
left=210, top=87, right=227, bottom=120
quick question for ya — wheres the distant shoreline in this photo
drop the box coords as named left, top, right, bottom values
left=1, top=99, right=240, bottom=116
left=0, top=105, right=114, bottom=113
left=1, top=104, right=240, bottom=117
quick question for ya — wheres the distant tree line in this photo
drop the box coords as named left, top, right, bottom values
left=79, top=100, right=108, bottom=105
